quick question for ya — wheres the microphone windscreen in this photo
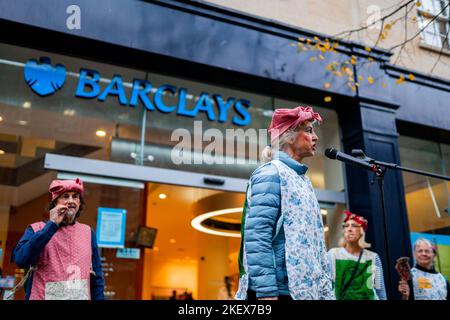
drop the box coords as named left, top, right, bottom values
left=324, top=148, right=338, bottom=159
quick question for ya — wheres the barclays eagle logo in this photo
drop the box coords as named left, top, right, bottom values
left=24, top=57, right=66, bottom=96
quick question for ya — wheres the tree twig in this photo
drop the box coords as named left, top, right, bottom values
left=430, top=28, right=450, bottom=73
left=393, top=4, right=411, bottom=65
left=333, top=0, right=415, bottom=38
left=389, top=2, right=450, bottom=51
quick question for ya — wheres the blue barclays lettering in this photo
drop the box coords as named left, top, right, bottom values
left=232, top=99, right=251, bottom=126
left=75, top=69, right=101, bottom=98
left=73, top=69, right=251, bottom=126
left=214, top=95, right=235, bottom=123
left=193, top=92, right=216, bottom=121
left=98, top=75, right=128, bottom=106
left=129, top=79, right=154, bottom=110
left=154, top=84, right=177, bottom=113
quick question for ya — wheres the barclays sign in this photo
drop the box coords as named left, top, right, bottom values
left=24, top=57, right=66, bottom=96
left=24, top=57, right=252, bottom=126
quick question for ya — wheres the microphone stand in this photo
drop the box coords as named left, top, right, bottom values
left=350, top=149, right=450, bottom=299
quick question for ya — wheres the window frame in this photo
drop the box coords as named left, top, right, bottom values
left=416, top=0, right=450, bottom=50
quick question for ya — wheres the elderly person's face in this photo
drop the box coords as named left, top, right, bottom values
left=414, top=242, right=435, bottom=268
left=342, top=219, right=362, bottom=244
left=290, top=121, right=318, bottom=160
left=56, top=191, right=81, bottom=224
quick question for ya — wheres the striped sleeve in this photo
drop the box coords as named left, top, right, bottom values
left=374, top=254, right=387, bottom=300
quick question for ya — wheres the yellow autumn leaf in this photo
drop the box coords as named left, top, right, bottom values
left=310, top=57, right=317, bottom=62
left=384, top=23, right=392, bottom=30
left=319, top=55, right=325, bottom=60
left=306, top=39, right=312, bottom=45
left=324, top=42, right=331, bottom=50
left=355, top=83, right=360, bottom=87
left=326, top=63, right=333, bottom=71
left=323, top=82, right=331, bottom=89
left=381, top=82, right=387, bottom=88
left=351, top=86, right=356, bottom=92
left=334, top=71, right=343, bottom=77
left=368, top=76, right=375, bottom=84
left=358, top=75, right=363, bottom=81
left=396, top=75, right=405, bottom=84
left=365, top=47, right=372, bottom=52
left=368, top=57, right=374, bottom=62
left=314, top=36, right=320, bottom=41
left=324, top=96, right=332, bottom=103
left=416, top=1, right=422, bottom=7
left=298, top=37, right=305, bottom=42
left=411, top=16, right=417, bottom=22
left=408, top=73, right=415, bottom=81
left=423, top=11, right=429, bottom=18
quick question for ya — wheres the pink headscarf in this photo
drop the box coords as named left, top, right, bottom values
left=49, top=178, right=84, bottom=202
left=268, top=106, right=322, bottom=143
left=343, top=211, right=368, bottom=232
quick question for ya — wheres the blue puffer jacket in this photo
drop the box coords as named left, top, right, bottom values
left=245, top=151, right=308, bottom=298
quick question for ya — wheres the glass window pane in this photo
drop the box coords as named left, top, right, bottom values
left=399, top=135, right=450, bottom=280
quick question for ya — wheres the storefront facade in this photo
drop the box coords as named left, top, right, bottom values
left=0, top=0, right=449, bottom=300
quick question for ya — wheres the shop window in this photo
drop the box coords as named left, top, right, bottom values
left=399, top=136, right=450, bottom=280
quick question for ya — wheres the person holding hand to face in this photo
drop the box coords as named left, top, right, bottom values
left=11, top=178, right=104, bottom=300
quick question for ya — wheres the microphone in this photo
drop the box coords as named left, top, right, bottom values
left=324, top=148, right=376, bottom=172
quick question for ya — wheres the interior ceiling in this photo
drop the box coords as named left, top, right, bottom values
left=146, top=183, right=242, bottom=263
left=406, top=184, right=450, bottom=233
left=0, top=132, right=100, bottom=186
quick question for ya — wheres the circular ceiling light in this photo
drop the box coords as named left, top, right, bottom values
left=191, top=192, right=245, bottom=238
left=191, top=207, right=242, bottom=238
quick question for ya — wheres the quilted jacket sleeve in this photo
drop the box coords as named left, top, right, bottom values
left=245, top=163, right=281, bottom=298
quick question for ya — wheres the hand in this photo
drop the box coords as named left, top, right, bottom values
left=258, top=297, right=278, bottom=300
left=398, top=280, right=409, bottom=299
left=49, top=204, right=68, bottom=225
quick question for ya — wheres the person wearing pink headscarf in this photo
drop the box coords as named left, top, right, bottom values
left=236, top=106, right=335, bottom=300
left=11, top=178, right=105, bottom=300
left=327, top=211, right=387, bottom=300
left=261, top=106, right=323, bottom=163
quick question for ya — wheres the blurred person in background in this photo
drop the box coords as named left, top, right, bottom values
left=398, top=238, right=449, bottom=300
left=328, top=211, right=387, bottom=300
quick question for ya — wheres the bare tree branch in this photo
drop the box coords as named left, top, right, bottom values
left=333, top=0, right=415, bottom=38
left=393, top=3, right=412, bottom=65
left=430, top=28, right=450, bottom=73
left=389, top=2, right=450, bottom=51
